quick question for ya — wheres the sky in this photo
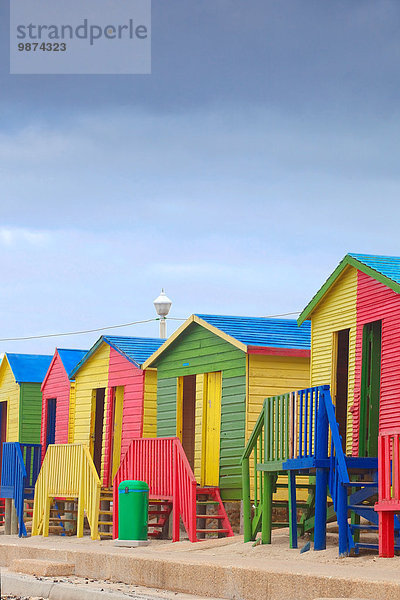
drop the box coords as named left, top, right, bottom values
left=1, top=0, right=400, bottom=354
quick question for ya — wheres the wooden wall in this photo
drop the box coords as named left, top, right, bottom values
left=247, top=353, right=310, bottom=440
left=143, top=369, right=157, bottom=438
left=103, top=346, right=145, bottom=483
left=155, top=322, right=246, bottom=500
left=40, top=352, right=71, bottom=455
left=352, top=270, right=400, bottom=453
left=0, top=360, right=20, bottom=442
left=309, top=265, right=357, bottom=454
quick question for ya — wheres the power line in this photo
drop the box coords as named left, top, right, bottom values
left=0, top=318, right=160, bottom=342
left=0, top=310, right=302, bottom=343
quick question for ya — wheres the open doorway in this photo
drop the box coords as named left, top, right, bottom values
left=91, top=388, right=105, bottom=477
left=334, top=329, right=350, bottom=452
left=177, top=375, right=196, bottom=470
left=46, top=398, right=57, bottom=449
left=359, top=320, right=382, bottom=457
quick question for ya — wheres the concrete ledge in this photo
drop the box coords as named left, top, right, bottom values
left=1, top=537, right=400, bottom=600
left=2, top=572, right=134, bottom=600
left=10, top=557, right=75, bottom=576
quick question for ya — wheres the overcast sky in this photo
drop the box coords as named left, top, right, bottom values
left=1, top=0, right=400, bottom=354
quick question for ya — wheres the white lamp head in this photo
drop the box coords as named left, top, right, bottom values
left=153, top=289, right=172, bottom=318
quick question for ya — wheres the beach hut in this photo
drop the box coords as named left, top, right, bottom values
left=142, top=314, right=311, bottom=501
left=297, top=252, right=400, bottom=457
left=242, top=253, right=400, bottom=557
left=40, top=348, right=88, bottom=456
left=68, top=335, right=164, bottom=486
left=0, top=353, right=53, bottom=446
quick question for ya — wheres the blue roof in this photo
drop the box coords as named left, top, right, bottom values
left=69, top=335, right=165, bottom=377
left=5, top=353, right=53, bottom=384
left=195, top=314, right=311, bottom=349
left=57, top=349, right=88, bottom=377
left=349, top=253, right=400, bottom=286
left=103, top=336, right=165, bottom=366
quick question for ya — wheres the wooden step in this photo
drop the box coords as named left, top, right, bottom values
left=196, top=528, right=230, bottom=534
left=196, top=514, right=224, bottom=519
left=99, top=510, right=113, bottom=516
left=196, top=501, right=219, bottom=505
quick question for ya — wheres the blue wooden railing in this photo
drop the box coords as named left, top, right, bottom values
left=0, top=443, right=42, bottom=537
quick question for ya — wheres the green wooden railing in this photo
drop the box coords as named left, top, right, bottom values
left=241, top=393, right=292, bottom=543
left=241, top=387, right=322, bottom=544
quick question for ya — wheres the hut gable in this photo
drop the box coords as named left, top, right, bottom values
left=0, top=357, right=20, bottom=442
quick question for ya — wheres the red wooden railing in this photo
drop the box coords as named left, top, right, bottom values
left=375, top=430, right=400, bottom=557
left=113, top=437, right=197, bottom=542
left=173, top=438, right=197, bottom=542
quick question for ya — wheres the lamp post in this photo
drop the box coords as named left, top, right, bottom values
left=153, top=289, right=172, bottom=338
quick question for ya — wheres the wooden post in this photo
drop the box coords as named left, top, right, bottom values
left=43, top=497, right=51, bottom=537
left=11, top=500, right=18, bottom=535
left=4, top=498, right=11, bottom=535
left=242, top=457, right=252, bottom=542
left=379, top=511, right=395, bottom=558
left=314, top=395, right=328, bottom=551
left=261, top=472, right=272, bottom=544
left=288, top=471, right=297, bottom=549
left=337, top=483, right=349, bottom=557
left=172, top=443, right=180, bottom=542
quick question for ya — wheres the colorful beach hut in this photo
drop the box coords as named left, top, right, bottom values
left=142, top=314, right=311, bottom=501
left=297, top=252, right=400, bottom=457
left=0, top=353, right=53, bottom=445
left=40, top=348, right=87, bottom=455
left=242, top=253, right=400, bottom=557
left=68, top=335, right=164, bottom=486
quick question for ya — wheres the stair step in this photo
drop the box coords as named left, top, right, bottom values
left=196, top=528, right=230, bottom=533
left=351, top=524, right=378, bottom=531
left=196, top=515, right=224, bottom=519
left=148, top=510, right=170, bottom=516
left=99, top=510, right=113, bottom=516
left=196, top=501, right=219, bottom=505
left=273, top=501, right=310, bottom=508
left=148, top=531, right=162, bottom=538
left=98, top=520, right=113, bottom=526
left=348, top=504, right=374, bottom=511
left=343, top=482, right=377, bottom=488
left=99, top=532, right=113, bottom=538
left=355, top=543, right=379, bottom=551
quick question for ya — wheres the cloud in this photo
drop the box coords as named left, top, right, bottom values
left=0, top=227, right=50, bottom=247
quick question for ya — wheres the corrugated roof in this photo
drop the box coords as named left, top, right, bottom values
left=349, top=253, right=400, bottom=286
left=6, top=353, right=53, bottom=384
left=195, top=314, right=311, bottom=348
left=69, top=335, right=165, bottom=378
left=103, top=336, right=165, bottom=366
left=57, top=349, right=88, bottom=377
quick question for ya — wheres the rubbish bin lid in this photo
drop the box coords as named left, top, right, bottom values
left=118, top=480, right=149, bottom=492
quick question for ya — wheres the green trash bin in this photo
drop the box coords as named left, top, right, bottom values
left=118, top=480, right=149, bottom=543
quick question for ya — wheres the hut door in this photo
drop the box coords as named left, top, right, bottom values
left=176, top=375, right=196, bottom=470
left=202, top=372, right=222, bottom=487
left=359, top=321, right=382, bottom=457
left=46, top=398, right=57, bottom=448
left=108, top=386, right=124, bottom=487
left=333, top=329, right=349, bottom=452
left=90, top=388, right=105, bottom=477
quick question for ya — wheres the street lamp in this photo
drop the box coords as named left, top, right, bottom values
left=153, top=289, right=172, bottom=338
